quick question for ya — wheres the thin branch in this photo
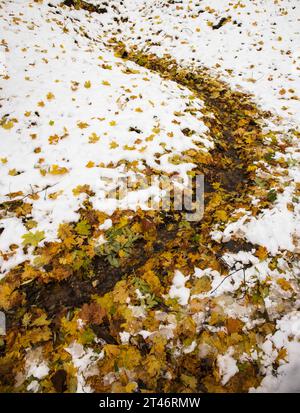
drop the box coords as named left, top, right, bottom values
left=210, top=266, right=243, bottom=295
left=21, top=183, right=58, bottom=201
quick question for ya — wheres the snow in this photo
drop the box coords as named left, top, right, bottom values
left=137, top=330, right=152, bottom=340
left=0, top=217, right=28, bottom=278
left=0, top=0, right=212, bottom=275
left=26, top=380, right=40, bottom=393
left=217, top=347, right=239, bottom=386
left=26, top=359, right=49, bottom=380
left=251, top=311, right=300, bottom=393
left=217, top=190, right=300, bottom=255
left=15, top=347, right=50, bottom=392
left=243, top=206, right=299, bottom=255
left=108, top=0, right=300, bottom=122
left=119, top=331, right=131, bottom=344
left=65, top=342, right=103, bottom=393
left=169, top=270, right=190, bottom=305
left=183, top=340, right=197, bottom=354
left=99, top=219, right=113, bottom=231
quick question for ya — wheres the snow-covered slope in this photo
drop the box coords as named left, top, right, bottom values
left=104, top=0, right=300, bottom=121
left=0, top=0, right=211, bottom=274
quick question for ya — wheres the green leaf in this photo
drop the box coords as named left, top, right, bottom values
left=80, top=328, right=95, bottom=345
left=267, top=189, right=277, bottom=202
left=22, top=230, right=45, bottom=247
left=107, top=255, right=120, bottom=268
left=75, top=220, right=91, bottom=236
left=264, top=152, right=275, bottom=162
left=254, top=177, right=266, bottom=188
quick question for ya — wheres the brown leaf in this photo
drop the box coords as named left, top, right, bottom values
left=79, top=302, right=106, bottom=325
left=226, top=318, right=244, bottom=334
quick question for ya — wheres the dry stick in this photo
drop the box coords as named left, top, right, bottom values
left=210, top=266, right=245, bottom=295
left=237, top=267, right=248, bottom=301
left=0, top=183, right=57, bottom=210
left=21, top=182, right=58, bottom=201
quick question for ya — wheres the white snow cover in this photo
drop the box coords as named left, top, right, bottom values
left=65, top=342, right=103, bottom=393
left=169, top=270, right=190, bottom=305
left=15, top=347, right=49, bottom=392
left=217, top=347, right=239, bottom=386
left=251, top=311, right=300, bottom=393
left=215, top=190, right=300, bottom=255
left=0, top=0, right=211, bottom=276
left=107, top=0, right=300, bottom=122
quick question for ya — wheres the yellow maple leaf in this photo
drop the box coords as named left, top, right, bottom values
left=256, top=245, right=268, bottom=261
left=142, top=270, right=161, bottom=294
left=1, top=120, right=14, bottom=130
left=110, top=141, right=119, bottom=149
left=21, top=326, right=52, bottom=348
left=46, top=92, right=55, bottom=100
left=48, top=134, right=60, bottom=144
left=192, top=276, right=212, bottom=294
left=277, top=278, right=292, bottom=291
left=77, top=121, right=89, bottom=129
left=88, top=133, right=100, bottom=143
left=181, top=374, right=197, bottom=390
left=247, top=164, right=257, bottom=172
left=145, top=355, right=161, bottom=378
left=72, top=184, right=92, bottom=196
left=57, top=223, right=76, bottom=249
left=0, top=284, right=20, bottom=311
left=215, top=210, right=228, bottom=221
left=125, top=382, right=137, bottom=393
left=48, top=190, right=63, bottom=199
left=8, top=168, right=17, bottom=176
left=104, top=344, right=120, bottom=358
left=276, top=347, right=287, bottom=362
left=146, top=134, right=155, bottom=142
left=49, top=164, right=69, bottom=175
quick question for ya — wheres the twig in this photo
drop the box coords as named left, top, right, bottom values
left=210, top=267, right=243, bottom=295
left=21, top=183, right=58, bottom=201
left=210, top=262, right=252, bottom=296
left=237, top=267, right=248, bottom=300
